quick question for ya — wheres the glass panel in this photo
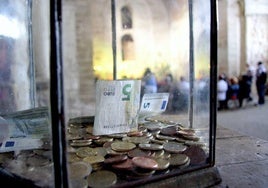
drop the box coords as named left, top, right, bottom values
left=63, top=0, right=212, bottom=187
left=0, top=0, right=53, bottom=187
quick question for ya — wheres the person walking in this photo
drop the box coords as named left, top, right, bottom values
left=255, top=61, right=267, bottom=105
left=217, top=74, right=228, bottom=110
left=141, top=68, right=158, bottom=94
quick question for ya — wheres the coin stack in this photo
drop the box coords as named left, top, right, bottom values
left=66, top=116, right=208, bottom=187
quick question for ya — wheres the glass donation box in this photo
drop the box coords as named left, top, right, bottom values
left=0, top=0, right=219, bottom=187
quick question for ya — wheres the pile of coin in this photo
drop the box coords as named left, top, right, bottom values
left=66, top=116, right=208, bottom=187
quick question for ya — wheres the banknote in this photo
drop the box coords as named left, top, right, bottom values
left=0, top=106, right=50, bottom=152
left=139, top=93, right=169, bottom=122
left=93, top=80, right=141, bottom=135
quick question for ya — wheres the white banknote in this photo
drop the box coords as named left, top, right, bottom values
left=93, top=80, right=141, bottom=135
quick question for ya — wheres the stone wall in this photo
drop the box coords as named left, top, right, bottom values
left=217, top=0, right=268, bottom=78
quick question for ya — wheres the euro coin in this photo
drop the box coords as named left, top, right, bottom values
left=104, top=154, right=128, bottom=164
left=154, top=158, right=170, bottom=170
left=111, top=141, right=136, bottom=152
left=169, top=154, right=189, bottom=166
left=68, top=161, right=92, bottom=179
left=76, top=147, right=97, bottom=158
left=112, top=158, right=134, bottom=170
left=138, top=143, right=163, bottom=151
left=127, top=148, right=151, bottom=158
left=132, top=156, right=158, bottom=170
left=83, top=155, right=104, bottom=165
left=163, top=142, right=187, bottom=153
left=87, top=170, right=117, bottom=188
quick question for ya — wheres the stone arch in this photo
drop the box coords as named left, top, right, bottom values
left=121, top=34, right=135, bottom=61
left=121, top=6, right=132, bottom=29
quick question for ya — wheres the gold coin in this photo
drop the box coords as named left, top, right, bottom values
left=66, top=134, right=82, bottom=141
left=106, top=147, right=128, bottom=156
left=72, top=139, right=92, bottom=143
left=68, top=153, right=82, bottom=163
left=111, top=141, right=136, bottom=152
left=169, top=154, right=189, bottom=166
left=153, top=150, right=165, bottom=158
left=93, top=137, right=113, bottom=145
left=70, top=140, right=92, bottom=147
left=162, top=152, right=171, bottom=159
left=87, top=170, right=117, bottom=188
left=76, top=147, right=98, bottom=158
left=154, top=158, right=170, bottom=170
left=94, top=147, right=107, bottom=157
left=122, top=136, right=150, bottom=144
left=83, top=155, right=104, bottom=165
left=68, top=161, right=92, bottom=179
left=138, top=143, right=163, bottom=151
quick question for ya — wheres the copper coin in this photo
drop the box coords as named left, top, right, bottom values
left=104, top=154, right=128, bottom=164
left=127, top=130, right=143, bottom=137
left=132, top=156, right=158, bottom=170
left=127, top=148, right=151, bottom=158
left=183, top=145, right=207, bottom=165
left=112, top=158, right=134, bottom=170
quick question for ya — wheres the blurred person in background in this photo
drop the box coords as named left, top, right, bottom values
left=141, top=68, right=158, bottom=95
left=255, top=61, right=267, bottom=105
left=217, top=74, right=228, bottom=110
